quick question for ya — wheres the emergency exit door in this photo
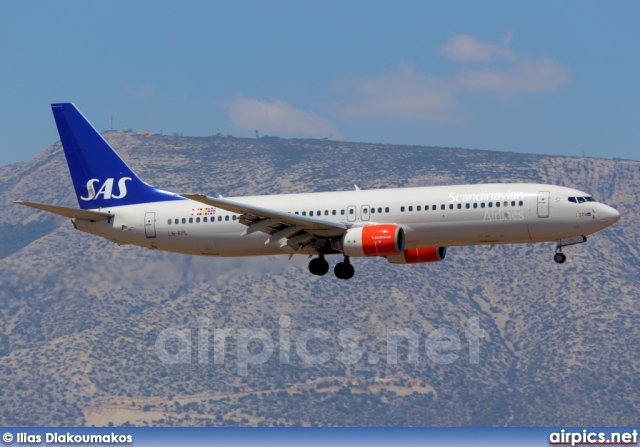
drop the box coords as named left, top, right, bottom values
left=144, top=212, right=156, bottom=238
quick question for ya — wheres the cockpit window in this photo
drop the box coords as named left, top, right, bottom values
left=569, top=196, right=596, bottom=203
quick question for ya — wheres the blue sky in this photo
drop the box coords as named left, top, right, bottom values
left=1, top=1, right=639, bottom=166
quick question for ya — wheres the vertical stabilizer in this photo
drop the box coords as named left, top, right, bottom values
left=51, top=103, right=183, bottom=209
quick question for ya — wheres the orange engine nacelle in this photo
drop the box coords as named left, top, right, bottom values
left=386, top=246, right=447, bottom=264
left=340, top=225, right=405, bottom=257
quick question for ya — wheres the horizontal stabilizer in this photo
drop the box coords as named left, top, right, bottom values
left=15, top=201, right=113, bottom=221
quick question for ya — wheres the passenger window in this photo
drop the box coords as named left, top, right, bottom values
left=457, top=204, right=461, bottom=209
left=332, top=210, right=337, bottom=215
left=488, top=202, right=493, bottom=208
left=317, top=210, right=321, bottom=215
left=511, top=201, right=515, bottom=207
left=577, top=197, right=585, bottom=203
left=432, top=205, right=436, bottom=211
left=302, top=211, right=307, bottom=216
left=349, top=209, right=354, bottom=215
left=481, top=203, right=485, bottom=208
left=196, top=217, right=200, bottom=223
left=310, top=211, right=314, bottom=216
left=503, top=201, right=508, bottom=207
left=363, top=208, right=368, bottom=214
left=568, top=197, right=576, bottom=203
left=441, top=204, right=445, bottom=210
left=519, top=201, right=523, bottom=206
left=495, top=202, right=500, bottom=207
left=378, top=208, right=382, bottom=213
left=225, top=216, right=229, bottom=221
left=233, top=215, right=237, bottom=220
left=341, top=210, right=346, bottom=215
left=168, top=219, right=172, bottom=225
left=466, top=203, right=470, bottom=209
left=203, top=217, right=208, bottom=222
left=473, top=203, right=477, bottom=209
left=385, top=207, right=389, bottom=213
left=408, top=206, right=413, bottom=212
left=189, top=217, right=193, bottom=223
left=449, top=204, right=454, bottom=210
left=371, top=208, right=375, bottom=214
left=401, top=206, right=405, bottom=212
left=325, top=210, right=329, bottom=216
left=175, top=219, right=179, bottom=224
left=417, top=205, right=421, bottom=211
left=218, top=216, right=222, bottom=221
left=182, top=218, right=186, bottom=224
left=295, top=211, right=299, bottom=215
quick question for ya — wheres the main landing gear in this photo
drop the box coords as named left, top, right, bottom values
left=553, top=235, right=587, bottom=264
left=308, top=255, right=330, bottom=276
left=334, top=256, right=355, bottom=280
left=308, top=255, right=355, bottom=280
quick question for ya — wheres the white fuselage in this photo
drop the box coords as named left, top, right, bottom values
left=73, top=183, right=620, bottom=258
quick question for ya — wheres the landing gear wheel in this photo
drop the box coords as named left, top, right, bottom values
left=334, top=258, right=355, bottom=280
left=554, top=252, right=566, bottom=264
left=309, top=257, right=329, bottom=276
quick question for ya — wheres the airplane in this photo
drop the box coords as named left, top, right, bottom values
left=16, top=103, right=621, bottom=280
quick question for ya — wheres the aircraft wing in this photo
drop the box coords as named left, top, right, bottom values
left=182, top=194, right=347, bottom=245
left=15, top=201, right=113, bottom=221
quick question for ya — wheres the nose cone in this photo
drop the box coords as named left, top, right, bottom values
left=599, top=204, right=620, bottom=225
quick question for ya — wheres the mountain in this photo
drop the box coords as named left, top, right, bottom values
left=0, top=132, right=638, bottom=426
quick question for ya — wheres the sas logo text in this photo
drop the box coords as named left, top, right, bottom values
left=80, top=177, right=132, bottom=201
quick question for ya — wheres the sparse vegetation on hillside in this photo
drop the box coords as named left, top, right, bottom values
left=0, top=219, right=58, bottom=259
left=0, top=134, right=637, bottom=426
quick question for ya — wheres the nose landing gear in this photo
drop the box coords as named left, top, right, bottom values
left=553, top=251, right=566, bottom=264
left=553, top=235, right=587, bottom=264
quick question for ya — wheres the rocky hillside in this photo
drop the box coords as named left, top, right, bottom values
left=0, top=133, right=637, bottom=426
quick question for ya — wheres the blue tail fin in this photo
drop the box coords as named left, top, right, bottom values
left=52, top=103, right=184, bottom=209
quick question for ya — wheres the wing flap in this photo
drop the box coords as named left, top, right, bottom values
left=15, top=201, right=113, bottom=221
